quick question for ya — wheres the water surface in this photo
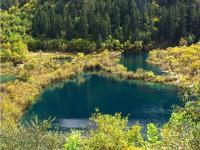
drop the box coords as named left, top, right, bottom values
left=121, top=52, right=161, bottom=74
left=23, top=74, right=180, bottom=128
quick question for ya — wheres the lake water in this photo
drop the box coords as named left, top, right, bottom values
left=121, top=52, right=161, bottom=74
left=23, top=52, right=180, bottom=128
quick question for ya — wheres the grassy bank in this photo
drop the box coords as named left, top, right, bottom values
left=148, top=42, right=200, bottom=86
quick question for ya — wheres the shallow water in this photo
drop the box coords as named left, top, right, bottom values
left=0, top=74, right=16, bottom=83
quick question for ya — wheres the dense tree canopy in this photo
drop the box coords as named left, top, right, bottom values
left=2, top=0, right=198, bottom=46
left=0, top=0, right=36, bottom=63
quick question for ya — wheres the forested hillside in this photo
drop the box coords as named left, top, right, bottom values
left=1, top=0, right=200, bottom=50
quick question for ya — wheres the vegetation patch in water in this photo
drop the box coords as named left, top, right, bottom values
left=0, top=74, right=16, bottom=83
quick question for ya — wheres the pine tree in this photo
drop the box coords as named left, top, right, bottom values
left=186, top=1, right=196, bottom=33
left=66, top=15, right=74, bottom=40
left=91, top=12, right=101, bottom=41
left=97, top=34, right=103, bottom=48
left=87, top=0, right=95, bottom=34
left=121, top=0, right=129, bottom=18
left=129, top=0, right=139, bottom=34
left=55, top=0, right=65, bottom=14
left=114, top=27, right=124, bottom=42
left=177, top=2, right=187, bottom=38
left=159, top=7, right=168, bottom=40
left=26, top=0, right=200, bottom=46
left=37, top=10, right=49, bottom=36
left=105, top=0, right=112, bottom=16
left=111, top=5, right=120, bottom=32
left=194, top=1, right=200, bottom=38
left=55, top=14, right=64, bottom=38
left=32, top=17, right=39, bottom=36
left=48, top=7, right=57, bottom=38
left=123, top=14, right=131, bottom=40
left=105, top=13, right=111, bottom=37
left=78, top=14, right=89, bottom=38
left=168, top=6, right=176, bottom=42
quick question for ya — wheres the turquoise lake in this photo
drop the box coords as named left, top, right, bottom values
left=23, top=52, right=180, bottom=128
left=120, top=52, right=161, bottom=73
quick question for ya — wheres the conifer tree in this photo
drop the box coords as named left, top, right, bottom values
left=111, top=5, right=120, bottom=31
left=123, top=14, right=131, bottom=40
left=79, top=14, right=89, bottom=38
left=105, top=13, right=111, bottom=37
left=10, top=0, right=199, bottom=46
left=48, top=7, right=57, bottom=38
left=55, top=14, right=64, bottom=38
left=37, top=10, right=49, bottom=36
left=66, top=15, right=74, bottom=40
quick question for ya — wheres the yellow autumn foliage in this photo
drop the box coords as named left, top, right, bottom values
left=148, top=42, right=200, bottom=86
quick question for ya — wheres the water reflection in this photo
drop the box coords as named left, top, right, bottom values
left=23, top=74, right=180, bottom=128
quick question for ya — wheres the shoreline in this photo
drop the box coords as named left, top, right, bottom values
left=0, top=49, right=192, bottom=127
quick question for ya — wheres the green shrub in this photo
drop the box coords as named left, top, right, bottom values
left=123, top=40, right=143, bottom=52
left=64, top=131, right=81, bottom=150
left=48, top=39, right=68, bottom=51
left=27, top=38, right=41, bottom=51
left=27, top=38, right=68, bottom=51
left=0, top=117, right=66, bottom=150
left=187, top=34, right=196, bottom=45
left=68, top=39, right=96, bottom=53
left=79, top=113, right=145, bottom=150
left=128, top=124, right=145, bottom=147
left=102, top=35, right=123, bottom=51
left=146, top=123, right=158, bottom=143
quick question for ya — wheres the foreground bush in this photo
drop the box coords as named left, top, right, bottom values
left=64, top=113, right=147, bottom=150
left=0, top=117, right=66, bottom=150
left=156, top=84, right=200, bottom=150
left=1, top=103, right=199, bottom=150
